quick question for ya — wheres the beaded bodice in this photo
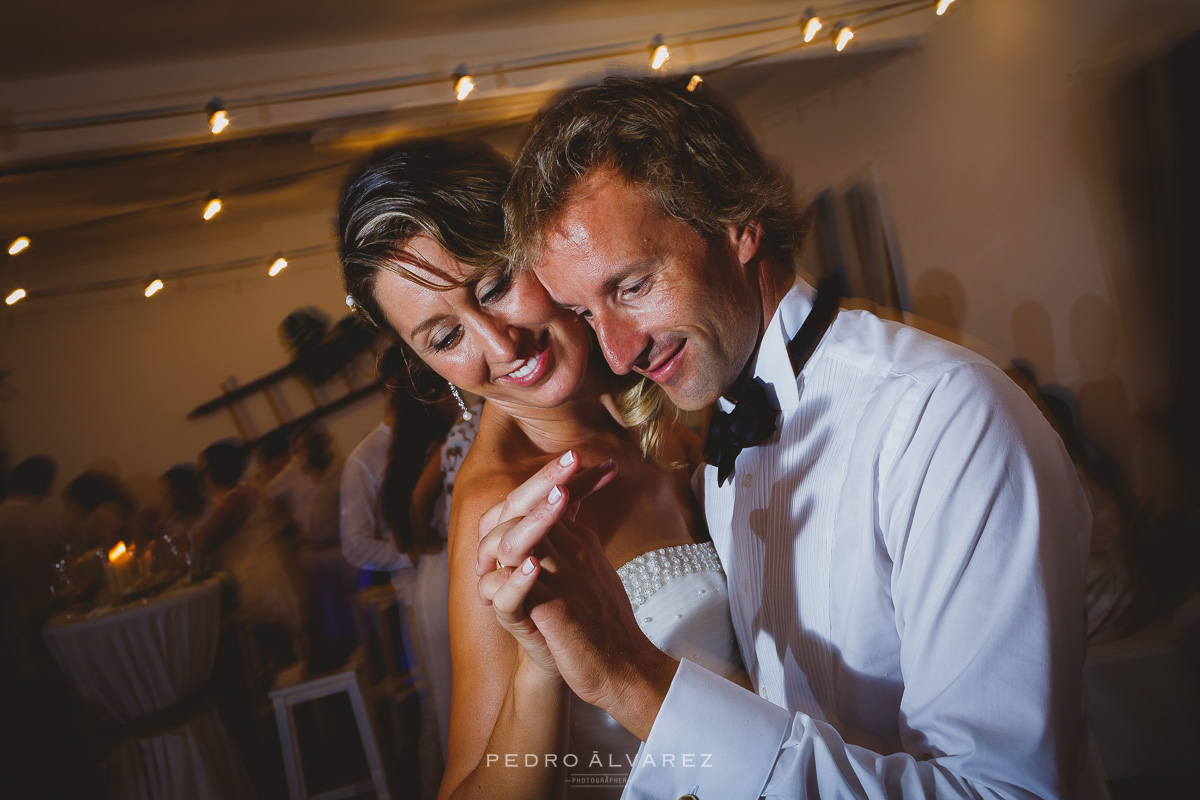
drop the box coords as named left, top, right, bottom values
left=616, top=541, right=724, bottom=612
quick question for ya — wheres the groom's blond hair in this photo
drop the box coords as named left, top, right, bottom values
left=504, top=76, right=804, bottom=272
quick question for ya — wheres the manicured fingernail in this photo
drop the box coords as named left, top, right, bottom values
left=547, top=485, right=562, bottom=504
left=522, top=557, right=536, bottom=576
left=559, top=450, right=575, bottom=466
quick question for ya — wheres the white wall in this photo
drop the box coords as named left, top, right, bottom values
left=728, top=0, right=1200, bottom=503
left=0, top=211, right=386, bottom=507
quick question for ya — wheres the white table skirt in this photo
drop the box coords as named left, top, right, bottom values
left=109, top=704, right=256, bottom=800
left=43, top=578, right=222, bottom=724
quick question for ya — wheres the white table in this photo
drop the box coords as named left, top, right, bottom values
left=44, top=578, right=222, bottom=724
left=44, top=578, right=256, bottom=798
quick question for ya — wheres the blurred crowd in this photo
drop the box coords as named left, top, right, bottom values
left=0, top=341, right=473, bottom=797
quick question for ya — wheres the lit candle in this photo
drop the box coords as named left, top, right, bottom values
left=107, top=541, right=136, bottom=593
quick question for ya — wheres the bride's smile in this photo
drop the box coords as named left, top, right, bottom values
left=372, top=233, right=590, bottom=412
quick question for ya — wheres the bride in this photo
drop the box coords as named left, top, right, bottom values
left=337, top=139, right=746, bottom=798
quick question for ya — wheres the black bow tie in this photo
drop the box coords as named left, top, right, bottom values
left=704, top=377, right=778, bottom=486
left=702, top=277, right=840, bottom=487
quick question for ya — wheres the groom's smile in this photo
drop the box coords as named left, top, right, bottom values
left=533, top=170, right=764, bottom=412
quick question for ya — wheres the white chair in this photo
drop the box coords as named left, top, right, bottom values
left=269, top=649, right=391, bottom=800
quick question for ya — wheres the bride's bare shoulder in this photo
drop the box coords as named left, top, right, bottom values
left=446, top=424, right=548, bottom=553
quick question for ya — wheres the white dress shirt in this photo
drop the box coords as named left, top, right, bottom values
left=339, top=421, right=416, bottom=602
left=625, top=280, right=1100, bottom=799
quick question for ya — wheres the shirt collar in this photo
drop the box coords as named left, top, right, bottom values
left=717, top=277, right=816, bottom=417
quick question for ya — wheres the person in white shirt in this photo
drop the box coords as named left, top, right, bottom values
left=340, top=418, right=412, bottom=598
left=478, top=77, right=1106, bottom=799
left=340, top=362, right=452, bottom=800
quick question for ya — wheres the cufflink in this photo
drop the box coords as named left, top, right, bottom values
left=678, top=795, right=699, bottom=800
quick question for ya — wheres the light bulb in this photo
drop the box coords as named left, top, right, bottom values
left=8, top=236, right=30, bottom=255
left=5, top=288, right=26, bottom=305
left=651, top=44, right=670, bottom=70
left=687, top=75, right=703, bottom=92
left=937, top=0, right=955, bottom=15
left=455, top=75, right=475, bottom=101
left=269, top=257, right=288, bottom=277
left=144, top=279, right=164, bottom=298
left=802, top=15, right=822, bottom=43
left=206, top=101, right=230, bottom=134
left=203, top=197, right=222, bottom=220
left=835, top=24, right=854, bottom=52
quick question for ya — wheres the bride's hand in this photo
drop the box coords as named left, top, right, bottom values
left=476, top=451, right=617, bottom=577
left=479, top=553, right=560, bottom=679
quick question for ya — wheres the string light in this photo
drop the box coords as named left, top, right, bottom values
left=454, top=74, right=475, bottom=101
left=802, top=11, right=822, bottom=43
left=11, top=3, right=953, bottom=139
left=5, top=243, right=332, bottom=307
left=6, top=1, right=961, bottom=309
left=651, top=44, right=671, bottom=70
left=206, top=101, right=230, bottom=135
left=834, top=23, right=854, bottom=51
left=203, top=195, right=222, bottom=221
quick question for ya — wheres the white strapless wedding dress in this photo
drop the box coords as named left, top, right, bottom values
left=565, top=541, right=744, bottom=797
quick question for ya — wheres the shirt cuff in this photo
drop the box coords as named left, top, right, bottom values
left=623, top=659, right=790, bottom=800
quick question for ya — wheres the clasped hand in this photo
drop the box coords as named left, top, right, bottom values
left=475, top=451, right=656, bottom=714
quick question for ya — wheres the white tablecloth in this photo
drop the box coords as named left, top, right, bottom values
left=43, top=578, right=222, bottom=724
left=109, top=704, right=255, bottom=800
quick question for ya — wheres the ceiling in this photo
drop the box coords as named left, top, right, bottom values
left=0, top=1, right=924, bottom=297
left=5, top=0, right=790, bottom=80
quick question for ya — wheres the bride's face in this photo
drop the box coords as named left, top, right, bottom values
left=373, top=235, right=591, bottom=410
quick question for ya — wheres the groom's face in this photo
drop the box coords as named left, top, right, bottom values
left=533, top=170, right=762, bottom=411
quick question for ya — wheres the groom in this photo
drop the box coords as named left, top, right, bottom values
left=481, top=77, right=1101, bottom=799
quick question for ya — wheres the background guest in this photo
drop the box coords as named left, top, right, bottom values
left=156, top=463, right=207, bottom=573
left=340, top=342, right=452, bottom=800
left=195, top=439, right=307, bottom=688
left=63, top=469, right=135, bottom=554
left=0, top=456, right=70, bottom=679
left=290, top=426, right=359, bottom=671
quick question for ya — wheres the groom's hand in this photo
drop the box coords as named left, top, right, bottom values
left=476, top=455, right=678, bottom=740
left=525, top=512, right=679, bottom=741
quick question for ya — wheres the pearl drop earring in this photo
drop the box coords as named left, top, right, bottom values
left=448, top=383, right=473, bottom=421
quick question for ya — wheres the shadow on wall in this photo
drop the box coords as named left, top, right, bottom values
left=1009, top=291, right=1139, bottom=504
left=1070, top=293, right=1138, bottom=481
left=1069, top=22, right=1200, bottom=509
left=910, top=267, right=967, bottom=343
left=1011, top=300, right=1057, bottom=384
